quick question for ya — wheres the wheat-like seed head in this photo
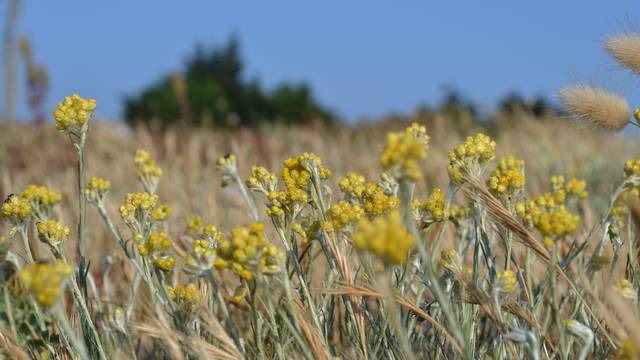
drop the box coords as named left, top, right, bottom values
left=557, top=85, right=630, bottom=132
left=605, top=34, right=640, bottom=75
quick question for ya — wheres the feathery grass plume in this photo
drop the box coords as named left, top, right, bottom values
left=557, top=85, right=630, bottom=131
left=604, top=34, right=640, bottom=75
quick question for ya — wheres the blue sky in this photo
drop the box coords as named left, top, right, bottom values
left=5, top=1, right=640, bottom=121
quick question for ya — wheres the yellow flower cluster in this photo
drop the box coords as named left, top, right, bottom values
left=352, top=211, right=415, bottom=266
left=624, top=159, right=640, bottom=179
left=22, top=184, right=62, bottom=208
left=329, top=200, right=364, bottom=230
left=516, top=200, right=580, bottom=247
left=85, top=176, right=110, bottom=202
left=134, top=149, right=163, bottom=188
left=417, top=188, right=449, bottom=223
left=19, top=260, right=72, bottom=307
left=36, top=219, right=70, bottom=246
left=151, top=203, right=172, bottom=221
left=214, top=224, right=283, bottom=281
left=449, top=205, right=469, bottom=221
left=447, top=133, right=496, bottom=184
left=2, top=195, right=32, bottom=223
left=618, top=278, right=637, bottom=300
left=52, top=93, right=96, bottom=132
left=487, top=156, right=525, bottom=196
left=119, top=192, right=159, bottom=223
left=215, top=153, right=238, bottom=187
left=291, top=223, right=309, bottom=244
left=185, top=214, right=203, bottom=233
left=339, top=173, right=399, bottom=217
left=137, top=231, right=175, bottom=272
left=167, top=283, right=201, bottom=311
left=551, top=175, right=588, bottom=201
left=379, top=123, right=429, bottom=182
left=184, top=239, right=217, bottom=275
left=496, top=270, right=517, bottom=293
left=246, top=166, right=277, bottom=194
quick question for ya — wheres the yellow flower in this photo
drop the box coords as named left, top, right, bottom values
left=119, top=192, right=159, bottom=223
left=2, top=195, right=32, bottom=224
left=496, top=270, right=517, bottom=293
left=619, top=278, right=637, bottom=300
left=184, top=239, right=217, bottom=275
left=185, top=214, right=203, bottom=233
left=167, top=283, right=201, bottom=311
left=151, top=203, right=172, bottom=221
left=22, top=185, right=62, bottom=208
left=84, top=176, right=110, bottom=203
left=52, top=93, right=96, bottom=132
left=339, top=172, right=366, bottom=198
left=36, top=219, right=70, bottom=247
left=447, top=133, right=496, bottom=184
left=291, top=223, right=309, bottom=244
left=380, top=123, right=429, bottom=182
left=215, top=223, right=283, bottom=281
left=216, top=154, right=238, bottom=187
left=487, top=156, right=525, bottom=197
left=417, top=188, right=449, bottom=224
left=19, top=260, right=73, bottom=307
left=352, top=211, right=415, bottom=266
left=134, top=149, right=163, bottom=190
left=438, top=248, right=460, bottom=270
left=246, top=166, right=277, bottom=194
left=329, top=201, right=364, bottom=230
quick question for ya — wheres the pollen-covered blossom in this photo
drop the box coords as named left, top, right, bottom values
left=487, top=156, right=525, bottom=198
left=134, top=149, right=163, bottom=192
left=214, top=223, right=283, bottom=281
left=19, top=260, right=73, bottom=307
left=379, top=123, right=430, bottom=182
left=2, top=195, right=32, bottom=224
left=85, top=176, right=110, bottom=204
left=352, top=211, right=415, bottom=266
left=36, top=219, right=70, bottom=247
left=52, top=93, right=96, bottom=132
left=447, top=133, right=496, bottom=184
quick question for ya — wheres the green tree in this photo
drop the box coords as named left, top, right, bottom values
left=124, top=36, right=334, bottom=128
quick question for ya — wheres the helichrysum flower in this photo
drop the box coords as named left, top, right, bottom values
left=379, top=123, right=429, bottom=182
left=119, top=192, right=159, bottom=225
left=167, top=283, right=201, bottom=312
left=52, top=93, right=96, bottom=132
left=246, top=166, right=278, bottom=195
left=487, top=156, right=525, bottom=198
left=151, top=203, right=172, bottom=221
left=22, top=184, right=62, bottom=209
left=215, top=223, right=283, bottom=281
left=448, top=133, right=496, bottom=184
left=352, top=211, right=415, bottom=266
left=438, top=248, right=460, bottom=271
left=84, top=176, right=110, bottom=203
left=134, top=149, right=163, bottom=192
left=2, top=195, right=32, bottom=224
left=329, top=200, right=364, bottom=231
left=36, top=219, right=70, bottom=247
left=339, top=173, right=400, bottom=217
left=184, top=239, right=217, bottom=275
left=185, top=214, right=203, bottom=233
left=216, top=154, right=238, bottom=187
left=415, top=188, right=449, bottom=225
left=136, top=231, right=174, bottom=272
left=496, top=270, right=517, bottom=293
left=19, top=260, right=73, bottom=307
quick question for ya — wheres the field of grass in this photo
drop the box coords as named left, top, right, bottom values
left=4, top=35, right=640, bottom=360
